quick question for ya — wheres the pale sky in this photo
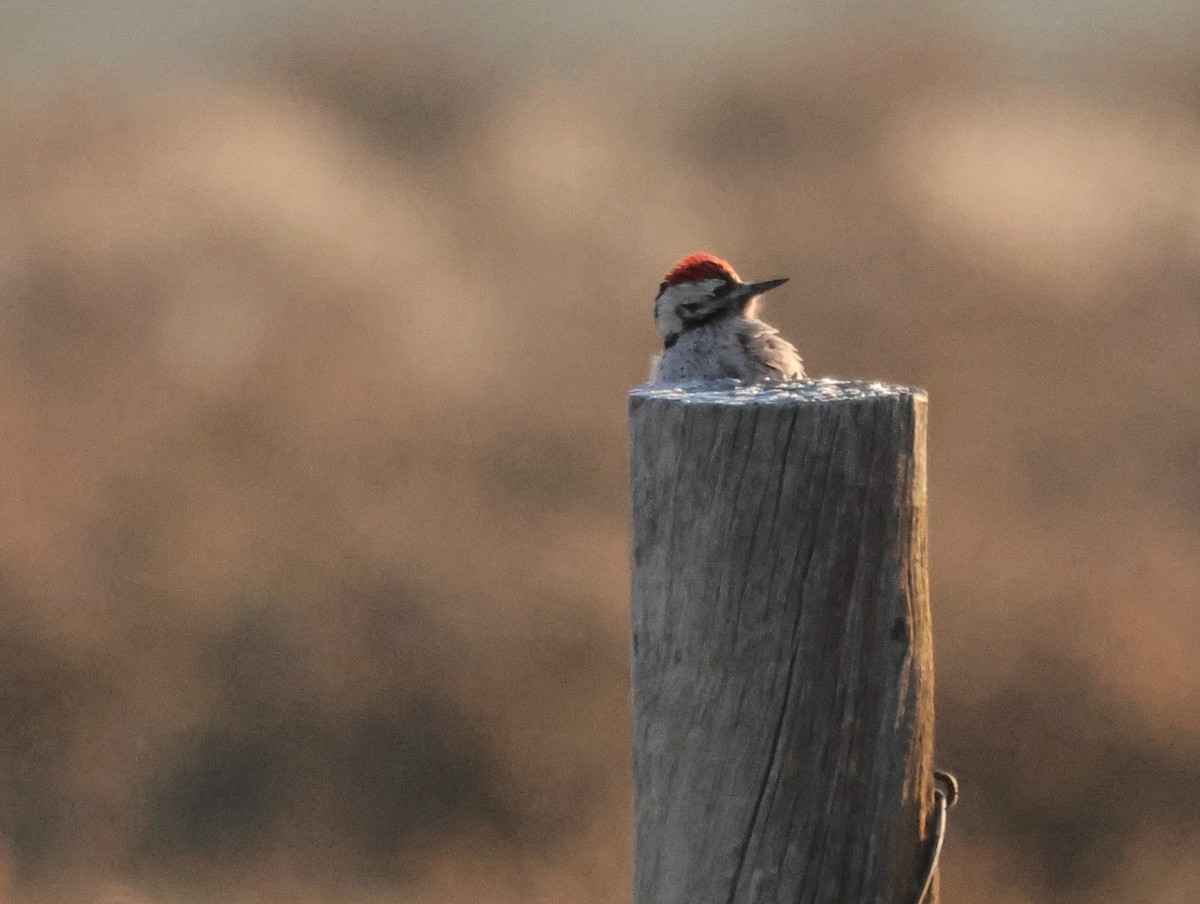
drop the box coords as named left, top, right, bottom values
left=1, top=0, right=1197, bottom=86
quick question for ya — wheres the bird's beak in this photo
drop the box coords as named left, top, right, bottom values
left=745, top=278, right=788, bottom=296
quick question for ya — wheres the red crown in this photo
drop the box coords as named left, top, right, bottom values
left=661, top=252, right=740, bottom=287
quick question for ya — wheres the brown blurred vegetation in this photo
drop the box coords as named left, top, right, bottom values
left=1, top=21, right=1199, bottom=904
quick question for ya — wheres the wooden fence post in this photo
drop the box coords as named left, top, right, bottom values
left=628, top=381, right=936, bottom=904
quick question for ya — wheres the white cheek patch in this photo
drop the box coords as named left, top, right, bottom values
left=655, top=280, right=733, bottom=340
left=656, top=280, right=725, bottom=312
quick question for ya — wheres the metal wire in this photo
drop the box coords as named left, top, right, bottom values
left=909, top=770, right=960, bottom=904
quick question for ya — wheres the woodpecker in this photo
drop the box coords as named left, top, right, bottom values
left=649, top=252, right=805, bottom=384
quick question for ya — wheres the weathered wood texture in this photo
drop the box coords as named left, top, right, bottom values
left=629, top=381, right=935, bottom=904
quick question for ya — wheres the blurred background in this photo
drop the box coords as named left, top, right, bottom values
left=1, top=1, right=1199, bottom=902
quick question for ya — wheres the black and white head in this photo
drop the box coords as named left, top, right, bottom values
left=653, top=252, right=788, bottom=348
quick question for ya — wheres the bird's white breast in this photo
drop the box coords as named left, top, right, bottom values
left=653, top=321, right=753, bottom=383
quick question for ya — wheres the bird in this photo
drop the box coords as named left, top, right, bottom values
left=649, top=252, right=805, bottom=384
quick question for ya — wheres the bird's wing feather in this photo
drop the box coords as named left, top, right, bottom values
left=738, top=320, right=805, bottom=381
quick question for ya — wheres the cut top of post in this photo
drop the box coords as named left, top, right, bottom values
left=629, top=378, right=926, bottom=408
